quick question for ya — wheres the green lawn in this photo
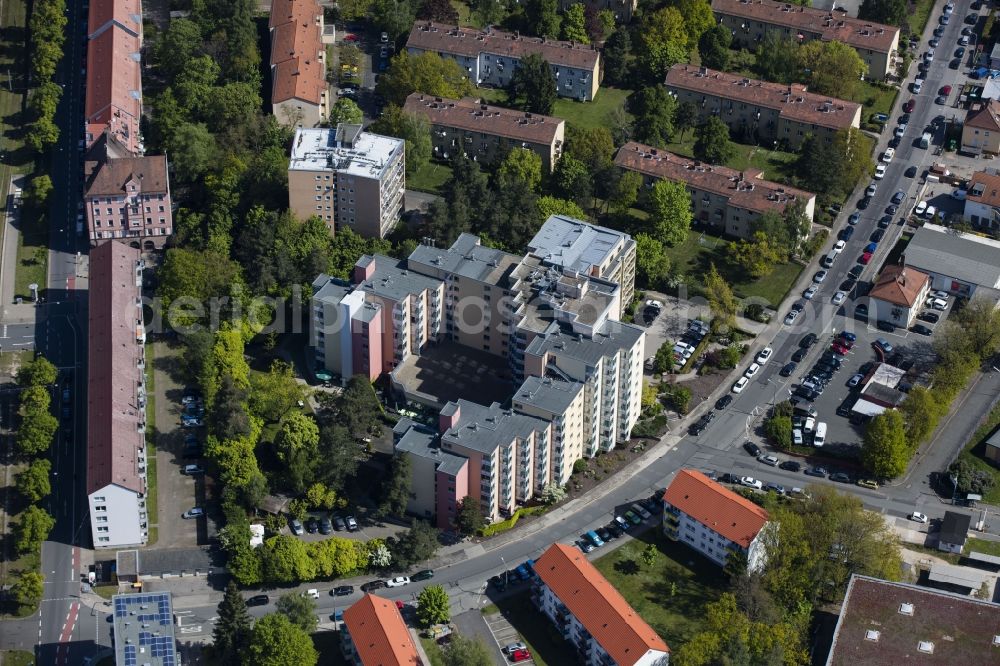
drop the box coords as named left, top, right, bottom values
left=964, top=537, right=1000, bottom=558
left=854, top=80, right=899, bottom=123
left=907, top=0, right=937, bottom=36
left=552, top=87, right=632, bottom=131
left=0, top=651, right=35, bottom=666
left=406, top=162, right=451, bottom=195
left=592, top=531, right=724, bottom=650
left=420, top=637, right=445, bottom=666
left=482, top=591, right=578, bottom=666
left=664, top=135, right=798, bottom=184
left=659, top=227, right=804, bottom=307
left=955, top=399, right=1000, bottom=504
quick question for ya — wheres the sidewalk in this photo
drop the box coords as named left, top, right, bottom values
left=0, top=174, right=35, bottom=325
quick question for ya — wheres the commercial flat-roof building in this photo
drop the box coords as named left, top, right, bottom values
left=341, top=594, right=421, bottom=666
left=112, top=592, right=178, bottom=666
left=662, top=469, right=771, bottom=571
left=826, top=575, right=1000, bottom=665
left=288, top=124, right=405, bottom=238
left=903, top=222, right=1000, bottom=299
left=614, top=141, right=815, bottom=239
left=406, top=22, right=601, bottom=101
left=403, top=93, right=566, bottom=171
left=532, top=543, right=670, bottom=665
left=866, top=265, right=930, bottom=328
left=87, top=242, right=149, bottom=549
left=664, top=64, right=861, bottom=150
left=269, top=0, right=330, bottom=127
left=712, top=0, right=900, bottom=79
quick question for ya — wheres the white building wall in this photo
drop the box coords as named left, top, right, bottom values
left=616, top=336, right=644, bottom=442
left=90, top=484, right=146, bottom=549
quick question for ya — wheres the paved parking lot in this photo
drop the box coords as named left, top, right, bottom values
left=452, top=610, right=509, bottom=666
left=635, top=292, right=709, bottom=361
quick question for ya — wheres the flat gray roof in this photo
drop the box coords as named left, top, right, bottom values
left=525, top=319, right=644, bottom=367
left=905, top=223, right=1000, bottom=289
left=442, top=399, right=549, bottom=455
left=357, top=254, right=442, bottom=302
left=527, top=215, right=631, bottom=275
left=113, top=592, right=177, bottom=666
left=408, top=233, right=521, bottom=286
left=313, top=274, right=352, bottom=303
left=394, top=422, right=467, bottom=476
left=927, top=562, right=986, bottom=588
left=512, top=376, right=583, bottom=415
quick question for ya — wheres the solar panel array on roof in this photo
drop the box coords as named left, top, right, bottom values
left=113, top=592, right=177, bottom=666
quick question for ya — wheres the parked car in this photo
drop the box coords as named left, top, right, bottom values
left=804, top=467, right=827, bottom=478
left=290, top=519, right=305, bottom=535
left=848, top=373, right=864, bottom=388
left=319, top=516, right=333, bottom=534
left=732, top=376, right=749, bottom=394
left=246, top=594, right=269, bottom=606
left=743, top=441, right=762, bottom=457
left=830, top=472, right=852, bottom=483
left=909, top=512, right=928, bottom=523
left=779, top=362, right=797, bottom=377
left=361, top=580, right=386, bottom=592
left=386, top=576, right=411, bottom=588
left=182, top=507, right=204, bottom=519
left=716, top=394, right=733, bottom=410
left=182, top=464, right=204, bottom=475
left=902, top=99, right=915, bottom=113
left=779, top=460, right=801, bottom=472
left=791, top=348, right=807, bottom=362
left=910, top=324, right=933, bottom=336
left=765, top=482, right=785, bottom=495
left=306, top=517, right=318, bottom=533
left=332, top=585, right=354, bottom=596
left=918, top=311, right=940, bottom=323
left=813, top=270, right=828, bottom=283
left=740, top=476, right=763, bottom=490
left=857, top=479, right=879, bottom=490
left=758, top=454, right=779, bottom=467
left=345, top=516, right=359, bottom=531
left=803, top=285, right=818, bottom=299
left=412, top=569, right=435, bottom=581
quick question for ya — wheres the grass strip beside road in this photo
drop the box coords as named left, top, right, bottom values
left=907, top=0, right=936, bottom=36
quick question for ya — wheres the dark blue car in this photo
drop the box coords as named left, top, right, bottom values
left=864, top=242, right=877, bottom=253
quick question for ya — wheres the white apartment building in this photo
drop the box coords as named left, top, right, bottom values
left=87, top=241, right=149, bottom=549
left=288, top=124, right=405, bottom=238
left=662, top=469, right=770, bottom=571
left=512, top=376, right=586, bottom=487
left=533, top=543, right=670, bottom=666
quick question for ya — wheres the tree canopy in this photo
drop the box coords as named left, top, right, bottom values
left=247, top=613, right=318, bottom=666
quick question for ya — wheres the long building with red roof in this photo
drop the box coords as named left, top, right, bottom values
left=84, top=0, right=143, bottom=154
left=269, top=0, right=330, bottom=127
left=341, top=594, right=422, bottom=666
left=533, top=543, right=670, bottom=666
left=662, top=469, right=771, bottom=571
left=86, top=242, right=149, bottom=549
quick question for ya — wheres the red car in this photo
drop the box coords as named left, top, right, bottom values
left=903, top=99, right=915, bottom=113
left=831, top=343, right=850, bottom=356
left=343, top=33, right=359, bottom=41
left=940, top=85, right=952, bottom=95
left=860, top=251, right=873, bottom=265
left=510, top=648, right=532, bottom=662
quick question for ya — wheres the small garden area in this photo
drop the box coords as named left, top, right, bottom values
left=592, top=531, right=724, bottom=650
left=405, top=162, right=452, bottom=196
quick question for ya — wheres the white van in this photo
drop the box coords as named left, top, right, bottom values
left=814, top=422, right=827, bottom=447
left=822, top=252, right=837, bottom=268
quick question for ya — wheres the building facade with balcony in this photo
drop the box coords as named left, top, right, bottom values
left=288, top=124, right=405, bottom=238
left=662, top=469, right=770, bottom=571
left=711, top=0, right=899, bottom=79
left=269, top=0, right=330, bottom=128
left=83, top=154, right=173, bottom=249
left=533, top=543, right=670, bottom=665
left=87, top=242, right=149, bottom=549
left=405, top=22, right=601, bottom=101
left=664, top=65, right=861, bottom=150
left=403, top=94, right=565, bottom=171
left=614, top=141, right=815, bottom=240
left=511, top=376, right=585, bottom=487
left=341, top=594, right=422, bottom=665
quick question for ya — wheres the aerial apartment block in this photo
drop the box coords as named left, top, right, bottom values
left=405, top=22, right=601, bottom=101
left=269, top=0, right=330, bottom=127
left=87, top=242, right=149, bottom=549
left=288, top=124, right=406, bottom=238
left=85, top=0, right=143, bottom=155
left=614, top=141, right=815, bottom=239
left=665, top=65, right=862, bottom=149
left=662, top=469, right=770, bottom=571
left=403, top=93, right=566, bottom=171
left=711, top=0, right=900, bottom=79
left=533, top=543, right=670, bottom=666
left=341, top=594, right=421, bottom=666
left=83, top=152, right=173, bottom=249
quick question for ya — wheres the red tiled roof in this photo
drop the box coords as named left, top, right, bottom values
left=84, top=155, right=169, bottom=199
left=967, top=170, right=1000, bottom=208
left=404, top=93, right=564, bottom=146
left=663, top=469, right=769, bottom=548
left=665, top=64, right=861, bottom=131
left=88, top=0, right=142, bottom=38
left=868, top=264, right=929, bottom=307
left=85, top=26, right=141, bottom=131
left=406, top=21, right=600, bottom=72
left=534, top=544, right=670, bottom=665
left=342, top=594, right=421, bottom=666
left=965, top=99, right=1000, bottom=131
left=712, top=0, right=898, bottom=54
left=615, top=141, right=815, bottom=216
left=87, top=242, right=145, bottom=496
left=269, top=0, right=326, bottom=106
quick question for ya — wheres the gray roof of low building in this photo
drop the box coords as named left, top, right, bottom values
left=394, top=422, right=468, bottom=476
left=939, top=511, right=971, bottom=545
left=313, top=275, right=352, bottom=303
left=527, top=215, right=632, bottom=275
left=137, top=547, right=222, bottom=577
left=986, top=427, right=1000, bottom=450
left=441, top=399, right=548, bottom=455
left=408, top=234, right=521, bottom=286
left=356, top=254, right=442, bottom=302
left=861, top=383, right=906, bottom=407
left=905, top=224, right=1000, bottom=289
left=512, top=376, right=583, bottom=415
left=113, top=591, right=178, bottom=666
left=525, top=320, right=644, bottom=367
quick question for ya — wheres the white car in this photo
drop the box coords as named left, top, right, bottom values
left=926, top=297, right=948, bottom=310
left=882, top=147, right=895, bottom=163
left=910, top=512, right=928, bottom=523
left=182, top=464, right=204, bottom=475
left=832, top=291, right=847, bottom=306
left=833, top=240, right=846, bottom=252
left=914, top=201, right=928, bottom=216
left=745, top=363, right=761, bottom=379
left=804, top=416, right=816, bottom=433
left=758, top=454, right=779, bottom=467
left=931, top=290, right=949, bottom=300
left=732, top=376, right=749, bottom=393
left=848, top=373, right=864, bottom=387
left=756, top=347, right=773, bottom=364
left=304, top=589, right=320, bottom=599
left=895, top=124, right=907, bottom=138
left=793, top=429, right=804, bottom=445
left=740, top=476, right=763, bottom=490
left=912, top=78, right=923, bottom=93
left=925, top=205, right=937, bottom=219
left=874, top=164, right=887, bottom=180
left=386, top=576, right=411, bottom=587
left=865, top=182, right=878, bottom=196
left=645, top=299, right=664, bottom=310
